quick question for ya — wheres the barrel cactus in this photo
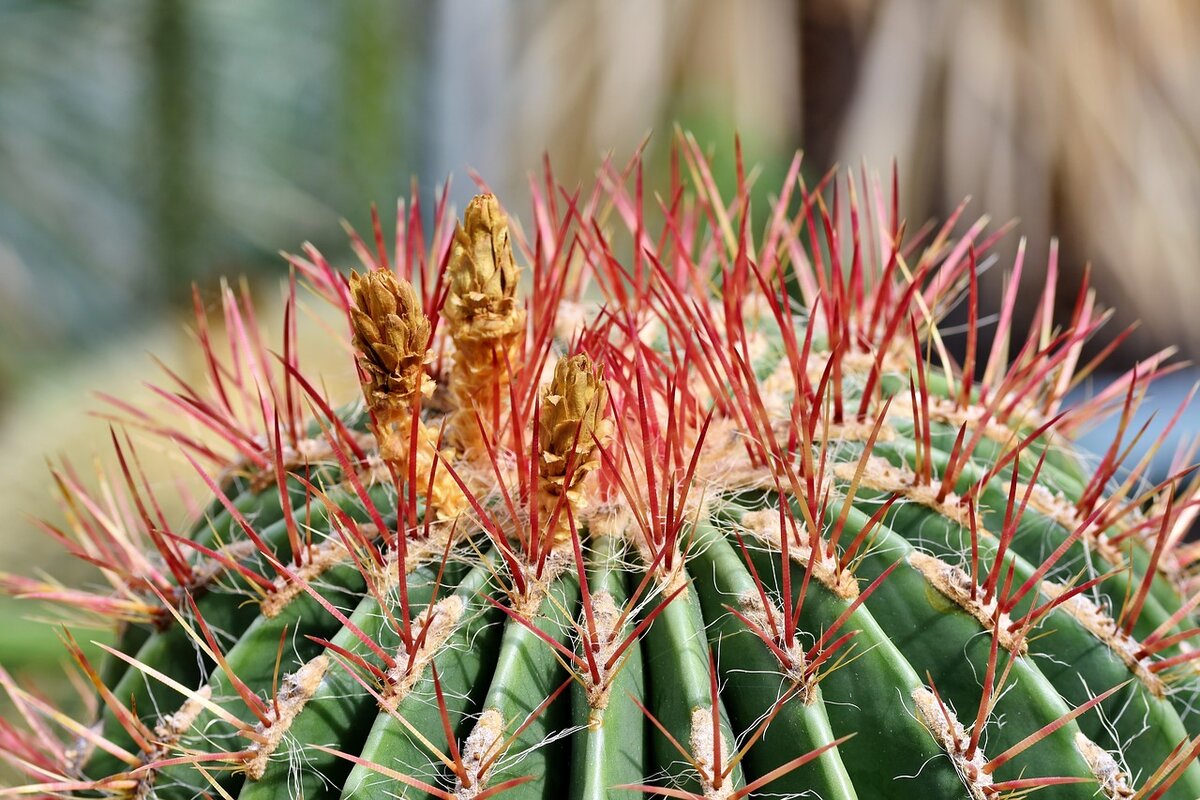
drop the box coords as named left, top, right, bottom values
left=3, top=137, right=1200, bottom=800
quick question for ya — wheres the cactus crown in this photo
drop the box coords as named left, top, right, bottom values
left=2, top=135, right=1200, bottom=800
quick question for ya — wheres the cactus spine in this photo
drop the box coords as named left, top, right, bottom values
left=2, top=137, right=1200, bottom=800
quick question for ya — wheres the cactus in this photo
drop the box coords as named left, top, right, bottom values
left=3, top=136, right=1200, bottom=800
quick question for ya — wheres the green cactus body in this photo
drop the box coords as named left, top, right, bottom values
left=3, top=139, right=1200, bottom=800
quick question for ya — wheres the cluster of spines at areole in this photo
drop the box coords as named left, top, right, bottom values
left=1, top=133, right=1199, bottom=800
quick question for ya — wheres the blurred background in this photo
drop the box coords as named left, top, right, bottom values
left=1, top=0, right=1198, bottom=709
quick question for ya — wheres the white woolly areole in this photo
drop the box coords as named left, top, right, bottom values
left=906, top=552, right=1026, bottom=654
left=688, top=706, right=735, bottom=800
left=912, top=687, right=992, bottom=800
left=582, top=590, right=624, bottom=714
left=455, top=708, right=504, bottom=799
left=261, top=538, right=350, bottom=618
left=740, top=509, right=858, bottom=600
left=1076, top=732, right=1134, bottom=799
left=244, top=656, right=328, bottom=780
left=1016, top=480, right=1126, bottom=567
left=381, top=594, right=464, bottom=711
left=839, top=457, right=974, bottom=530
left=736, top=589, right=811, bottom=691
left=1039, top=580, right=1166, bottom=698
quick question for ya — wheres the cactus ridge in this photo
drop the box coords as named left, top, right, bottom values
left=3, top=135, right=1200, bottom=800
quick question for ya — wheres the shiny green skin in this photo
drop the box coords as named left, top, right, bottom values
left=75, top=378, right=1200, bottom=800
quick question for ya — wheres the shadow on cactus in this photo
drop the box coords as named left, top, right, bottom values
left=2, top=134, right=1200, bottom=799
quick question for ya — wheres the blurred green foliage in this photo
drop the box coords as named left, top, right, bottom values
left=0, top=596, right=112, bottom=783
left=0, top=0, right=428, bottom=393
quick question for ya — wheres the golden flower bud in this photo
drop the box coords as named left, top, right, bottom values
left=444, top=194, right=527, bottom=455
left=538, top=354, right=610, bottom=538
left=445, top=193, right=523, bottom=341
left=349, top=270, right=432, bottom=415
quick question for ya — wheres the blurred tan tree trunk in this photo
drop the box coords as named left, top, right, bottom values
left=836, top=0, right=1200, bottom=364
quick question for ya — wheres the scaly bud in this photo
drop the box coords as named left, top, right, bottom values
left=538, top=354, right=610, bottom=542
left=445, top=194, right=522, bottom=335
left=445, top=194, right=526, bottom=455
left=350, top=270, right=464, bottom=517
left=349, top=269, right=433, bottom=416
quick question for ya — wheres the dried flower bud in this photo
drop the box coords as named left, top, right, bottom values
left=445, top=194, right=527, bottom=455
left=349, top=270, right=465, bottom=518
left=538, top=354, right=610, bottom=538
left=444, top=193, right=523, bottom=341
left=349, top=270, right=433, bottom=415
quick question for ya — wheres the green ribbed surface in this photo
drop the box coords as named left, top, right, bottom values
left=72, top=386, right=1200, bottom=800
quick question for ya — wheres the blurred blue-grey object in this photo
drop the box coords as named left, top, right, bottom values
left=1071, top=369, right=1200, bottom=487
